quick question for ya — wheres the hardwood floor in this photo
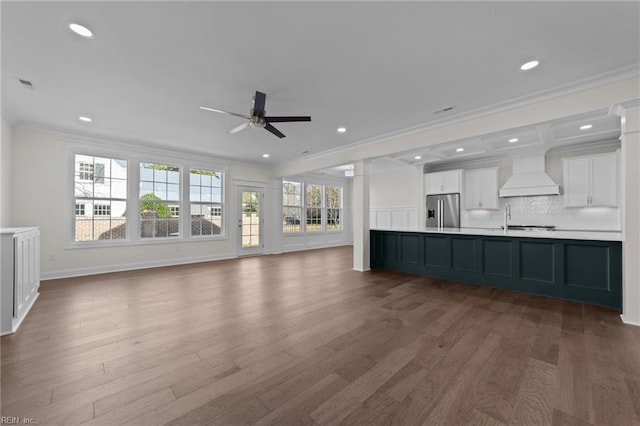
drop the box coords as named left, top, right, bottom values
left=1, top=246, right=639, bottom=425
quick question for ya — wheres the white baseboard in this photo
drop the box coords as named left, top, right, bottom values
left=620, top=314, right=640, bottom=327
left=41, top=252, right=237, bottom=280
left=1, top=292, right=40, bottom=336
left=282, top=241, right=352, bottom=254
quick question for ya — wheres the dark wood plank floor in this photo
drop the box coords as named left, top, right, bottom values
left=2, top=246, right=639, bottom=425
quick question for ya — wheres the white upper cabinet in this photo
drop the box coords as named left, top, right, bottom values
left=563, top=152, right=619, bottom=208
left=464, top=167, right=499, bottom=210
left=425, top=170, right=462, bottom=195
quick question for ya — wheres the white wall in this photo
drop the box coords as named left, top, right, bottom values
left=10, top=127, right=276, bottom=279
left=1, top=117, right=13, bottom=227
left=369, top=164, right=422, bottom=230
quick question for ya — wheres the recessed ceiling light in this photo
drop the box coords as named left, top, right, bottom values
left=262, top=153, right=270, bottom=158
left=456, top=148, right=464, bottom=152
left=69, top=23, right=93, bottom=38
left=78, top=116, right=92, bottom=122
left=520, top=60, right=539, bottom=71
left=337, top=127, right=347, bottom=133
left=344, top=170, right=354, bottom=177
left=579, top=124, right=593, bottom=130
left=508, top=138, right=519, bottom=143
left=414, top=155, right=422, bottom=160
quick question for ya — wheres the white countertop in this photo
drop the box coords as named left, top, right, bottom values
left=371, top=227, right=622, bottom=241
left=0, top=227, right=39, bottom=234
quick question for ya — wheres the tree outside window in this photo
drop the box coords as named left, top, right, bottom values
left=283, top=180, right=302, bottom=233
left=306, top=184, right=323, bottom=232
left=140, top=163, right=180, bottom=238
left=326, top=186, right=342, bottom=230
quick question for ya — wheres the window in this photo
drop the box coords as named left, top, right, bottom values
left=306, top=184, right=323, bottom=232
left=140, top=163, right=180, bottom=238
left=78, top=162, right=93, bottom=180
left=283, top=180, right=302, bottom=233
left=74, top=154, right=127, bottom=241
left=326, top=186, right=342, bottom=230
left=169, top=206, right=180, bottom=217
left=94, top=204, right=111, bottom=216
left=189, top=168, right=223, bottom=237
left=282, top=179, right=344, bottom=235
left=78, top=161, right=105, bottom=183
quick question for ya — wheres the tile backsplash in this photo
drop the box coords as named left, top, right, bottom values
left=462, top=195, right=621, bottom=231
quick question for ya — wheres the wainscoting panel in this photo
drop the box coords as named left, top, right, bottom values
left=370, top=207, right=418, bottom=230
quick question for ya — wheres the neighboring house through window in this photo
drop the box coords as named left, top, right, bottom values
left=93, top=204, right=111, bottom=216
left=78, top=161, right=105, bottom=182
left=74, top=154, right=127, bottom=241
left=140, top=163, right=180, bottom=238
left=73, top=149, right=226, bottom=245
left=190, top=168, right=223, bottom=236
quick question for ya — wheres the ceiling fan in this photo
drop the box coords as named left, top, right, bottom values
left=200, top=91, right=311, bottom=139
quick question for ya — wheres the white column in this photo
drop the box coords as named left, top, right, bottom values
left=352, top=160, right=370, bottom=271
left=270, top=177, right=284, bottom=255
left=615, top=100, right=640, bottom=326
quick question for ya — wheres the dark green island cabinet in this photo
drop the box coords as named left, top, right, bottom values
left=370, top=230, right=622, bottom=309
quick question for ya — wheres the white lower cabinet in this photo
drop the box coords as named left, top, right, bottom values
left=464, top=167, right=499, bottom=210
left=1, top=227, right=40, bottom=335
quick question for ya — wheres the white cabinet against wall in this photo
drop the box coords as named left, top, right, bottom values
left=464, top=167, right=499, bottom=210
left=1, top=227, right=40, bottom=335
left=563, top=152, right=619, bottom=208
left=425, top=170, right=462, bottom=195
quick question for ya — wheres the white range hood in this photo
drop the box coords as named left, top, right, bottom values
left=499, top=149, right=560, bottom=197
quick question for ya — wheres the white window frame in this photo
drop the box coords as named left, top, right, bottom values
left=73, top=154, right=128, bottom=243
left=139, top=162, right=182, bottom=240
left=282, top=180, right=304, bottom=234
left=189, top=167, right=225, bottom=238
left=325, top=185, right=343, bottom=232
left=66, top=140, right=229, bottom=249
left=282, top=176, right=346, bottom=237
left=305, top=183, right=324, bottom=233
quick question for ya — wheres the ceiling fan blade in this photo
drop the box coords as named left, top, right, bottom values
left=253, top=91, right=266, bottom=115
left=265, top=123, right=286, bottom=138
left=200, top=106, right=250, bottom=120
left=228, top=122, right=249, bottom=134
left=265, top=116, right=311, bottom=123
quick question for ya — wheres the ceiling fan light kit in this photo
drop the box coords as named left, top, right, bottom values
left=200, top=91, right=311, bottom=139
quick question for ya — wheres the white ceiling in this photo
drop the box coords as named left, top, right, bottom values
left=2, top=2, right=639, bottom=167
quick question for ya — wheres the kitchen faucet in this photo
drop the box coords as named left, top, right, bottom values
left=504, top=203, right=511, bottom=233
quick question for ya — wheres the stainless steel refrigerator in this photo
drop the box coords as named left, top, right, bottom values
left=426, top=193, right=460, bottom=228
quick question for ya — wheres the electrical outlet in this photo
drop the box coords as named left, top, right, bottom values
left=175, top=246, right=181, bottom=252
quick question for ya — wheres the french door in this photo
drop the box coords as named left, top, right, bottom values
left=238, top=186, right=264, bottom=256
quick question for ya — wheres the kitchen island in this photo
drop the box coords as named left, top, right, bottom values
left=370, top=227, right=622, bottom=309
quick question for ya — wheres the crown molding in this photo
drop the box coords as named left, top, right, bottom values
left=276, top=65, right=639, bottom=169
